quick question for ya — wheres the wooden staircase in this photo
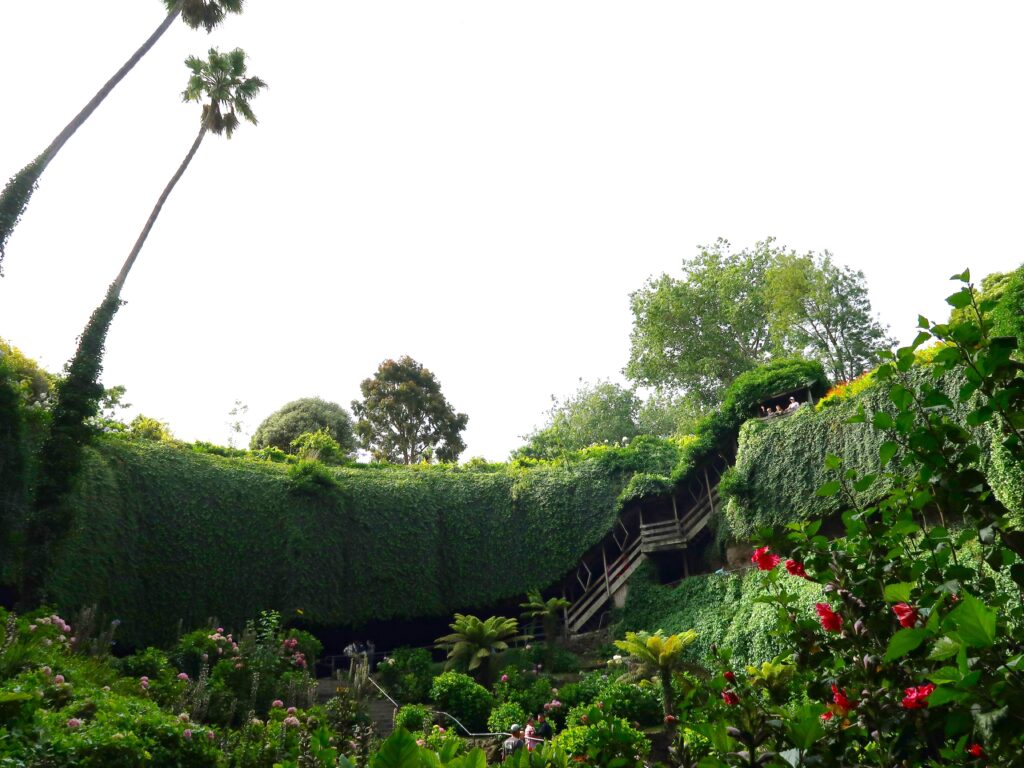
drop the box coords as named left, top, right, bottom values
left=563, top=460, right=724, bottom=635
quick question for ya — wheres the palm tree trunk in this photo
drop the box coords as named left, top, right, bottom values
left=43, top=2, right=184, bottom=166
left=23, top=118, right=208, bottom=603
left=112, top=119, right=208, bottom=295
left=0, top=1, right=183, bottom=264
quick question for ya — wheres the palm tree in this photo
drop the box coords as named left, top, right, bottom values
left=24, top=48, right=266, bottom=601
left=0, top=0, right=245, bottom=271
left=435, top=614, right=530, bottom=687
left=519, top=590, right=571, bottom=668
left=613, top=630, right=697, bottom=736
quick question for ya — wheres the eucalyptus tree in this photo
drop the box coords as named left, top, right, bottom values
left=0, top=0, right=244, bottom=271
left=24, top=48, right=266, bottom=600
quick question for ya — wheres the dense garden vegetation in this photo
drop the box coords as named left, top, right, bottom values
left=3, top=0, right=1024, bottom=762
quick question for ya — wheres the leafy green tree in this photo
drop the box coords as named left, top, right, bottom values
left=514, top=380, right=640, bottom=460
left=0, top=0, right=246, bottom=270
left=636, top=390, right=705, bottom=438
left=626, top=239, right=775, bottom=406
left=435, top=614, right=528, bottom=686
left=613, top=629, right=697, bottom=733
left=250, top=398, right=357, bottom=457
left=25, top=48, right=265, bottom=601
left=127, top=414, right=173, bottom=442
left=766, top=251, right=894, bottom=382
left=352, top=357, right=469, bottom=464
left=290, top=428, right=346, bottom=465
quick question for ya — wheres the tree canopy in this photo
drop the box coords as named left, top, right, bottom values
left=513, top=380, right=641, bottom=460
left=250, top=397, right=357, bottom=457
left=626, top=238, right=892, bottom=402
left=352, top=356, right=468, bottom=464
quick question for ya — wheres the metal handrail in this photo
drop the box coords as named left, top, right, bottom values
left=367, top=675, right=511, bottom=740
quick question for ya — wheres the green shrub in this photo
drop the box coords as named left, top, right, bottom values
left=487, top=700, right=527, bottom=733
left=378, top=647, right=434, bottom=704
left=250, top=397, right=357, bottom=457
left=428, top=671, right=492, bottom=733
left=395, top=703, right=431, bottom=732
left=552, top=707, right=649, bottom=767
left=117, top=647, right=171, bottom=680
left=594, top=680, right=662, bottom=727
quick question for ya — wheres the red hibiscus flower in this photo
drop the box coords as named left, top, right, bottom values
left=721, top=690, right=740, bottom=706
left=967, top=743, right=985, bottom=758
left=751, top=546, right=781, bottom=571
left=892, top=603, right=919, bottom=628
left=901, top=684, right=935, bottom=710
left=815, top=603, right=843, bottom=633
left=831, top=685, right=855, bottom=713
left=820, top=710, right=834, bottom=722
left=785, top=560, right=808, bottom=578
left=724, top=671, right=736, bottom=684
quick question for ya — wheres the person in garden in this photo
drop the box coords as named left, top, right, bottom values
left=534, top=712, right=552, bottom=741
left=502, top=724, right=525, bottom=758
left=524, top=715, right=538, bottom=751
left=787, top=396, right=799, bottom=411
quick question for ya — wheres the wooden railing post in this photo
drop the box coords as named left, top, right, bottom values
left=602, top=544, right=611, bottom=599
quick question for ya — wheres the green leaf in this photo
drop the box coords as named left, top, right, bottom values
left=884, top=628, right=928, bottom=662
left=927, top=666, right=962, bottom=685
left=927, top=636, right=960, bottom=661
left=879, top=441, right=898, bottom=467
left=926, top=687, right=967, bottom=708
left=883, top=582, right=914, bottom=603
left=816, top=481, right=841, bottom=498
left=950, top=268, right=970, bottom=282
left=371, top=729, right=423, bottom=768
left=872, top=412, right=895, bottom=429
left=949, top=593, right=996, bottom=648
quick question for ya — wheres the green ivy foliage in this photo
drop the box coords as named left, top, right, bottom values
left=0, top=155, right=45, bottom=269
left=0, top=359, right=27, bottom=581
left=619, top=561, right=820, bottom=668
left=42, top=438, right=650, bottom=647
left=722, top=363, right=1024, bottom=538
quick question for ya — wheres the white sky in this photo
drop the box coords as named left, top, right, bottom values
left=1, top=2, right=1022, bottom=461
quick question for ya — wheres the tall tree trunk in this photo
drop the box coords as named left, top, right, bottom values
left=0, top=1, right=184, bottom=265
left=23, top=119, right=208, bottom=603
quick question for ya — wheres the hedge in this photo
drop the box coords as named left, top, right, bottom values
left=39, top=437, right=682, bottom=647
left=5, top=357, right=826, bottom=647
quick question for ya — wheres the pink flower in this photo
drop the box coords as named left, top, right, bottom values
left=287, top=707, right=297, bottom=715
left=892, top=603, right=919, bottom=628
left=177, top=672, right=190, bottom=681
left=217, top=627, right=224, bottom=633
left=785, top=560, right=808, bottom=578
left=234, top=663, right=243, bottom=670
left=283, top=716, right=301, bottom=727
left=416, top=739, right=426, bottom=747
left=751, top=546, right=781, bottom=571
left=271, top=699, right=284, bottom=708
left=902, top=684, right=935, bottom=710
left=721, top=690, right=740, bottom=706
left=41, top=666, right=52, bottom=676
left=54, top=674, right=65, bottom=685
left=815, top=603, right=843, bottom=633
left=183, top=729, right=193, bottom=740
left=66, top=718, right=81, bottom=729
left=500, top=674, right=509, bottom=683
left=179, top=713, right=190, bottom=722
left=663, top=714, right=677, bottom=724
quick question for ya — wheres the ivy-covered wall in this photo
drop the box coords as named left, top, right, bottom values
left=43, top=437, right=681, bottom=647
left=619, top=561, right=820, bottom=668
left=1, top=357, right=827, bottom=648
left=721, top=364, right=1024, bottom=539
